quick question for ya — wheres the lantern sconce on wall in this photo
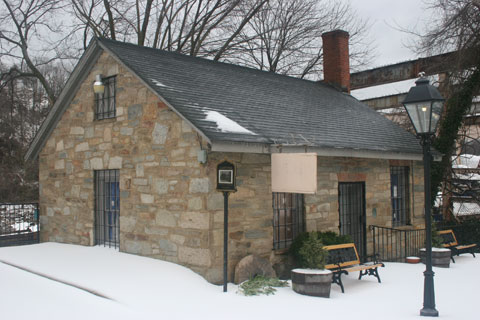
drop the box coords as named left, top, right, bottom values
left=93, top=74, right=105, bottom=94
left=197, top=150, right=207, bottom=164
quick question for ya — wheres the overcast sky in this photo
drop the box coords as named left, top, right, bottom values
left=351, top=0, right=434, bottom=69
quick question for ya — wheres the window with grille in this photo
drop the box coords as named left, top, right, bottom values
left=95, top=76, right=116, bottom=120
left=273, top=193, right=305, bottom=250
left=391, top=166, right=410, bottom=226
left=94, top=169, right=120, bottom=248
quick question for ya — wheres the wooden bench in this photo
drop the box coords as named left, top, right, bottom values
left=324, top=243, right=384, bottom=293
left=438, top=229, right=477, bottom=263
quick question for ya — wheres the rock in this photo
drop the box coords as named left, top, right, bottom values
left=75, top=142, right=89, bottom=152
left=178, top=246, right=211, bottom=266
left=90, top=158, right=103, bottom=170
left=153, top=178, right=168, bottom=194
left=128, top=104, right=143, bottom=120
left=189, top=178, right=209, bottom=193
left=152, top=123, right=168, bottom=144
left=140, top=194, right=154, bottom=204
left=55, top=160, right=65, bottom=170
left=178, top=212, right=209, bottom=230
left=234, top=254, right=276, bottom=284
left=108, top=156, right=123, bottom=169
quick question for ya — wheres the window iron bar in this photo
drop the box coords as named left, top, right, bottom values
left=272, top=193, right=304, bottom=250
left=95, top=76, right=116, bottom=120
left=94, top=169, right=120, bottom=249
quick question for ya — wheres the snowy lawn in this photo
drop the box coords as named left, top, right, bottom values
left=0, top=243, right=478, bottom=320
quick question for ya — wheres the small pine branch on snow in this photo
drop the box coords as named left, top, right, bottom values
left=238, top=275, right=289, bottom=296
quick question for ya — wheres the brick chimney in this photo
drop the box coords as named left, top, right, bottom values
left=322, top=30, right=350, bottom=93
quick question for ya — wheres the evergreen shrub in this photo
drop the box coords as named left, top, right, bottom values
left=290, top=231, right=352, bottom=269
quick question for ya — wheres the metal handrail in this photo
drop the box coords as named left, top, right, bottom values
left=370, top=225, right=426, bottom=262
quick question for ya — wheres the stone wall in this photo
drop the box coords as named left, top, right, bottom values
left=39, top=51, right=216, bottom=279
left=38, top=49, right=425, bottom=285
left=206, top=154, right=425, bottom=280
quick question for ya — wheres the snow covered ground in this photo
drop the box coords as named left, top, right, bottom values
left=0, top=243, right=478, bottom=320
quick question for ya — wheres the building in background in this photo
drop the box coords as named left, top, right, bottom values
left=350, top=55, right=480, bottom=220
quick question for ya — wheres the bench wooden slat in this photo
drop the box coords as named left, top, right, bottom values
left=456, top=244, right=476, bottom=250
left=344, top=263, right=384, bottom=273
left=438, top=230, right=459, bottom=247
left=324, top=243, right=360, bottom=269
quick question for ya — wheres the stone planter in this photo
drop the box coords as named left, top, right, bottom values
left=419, top=248, right=451, bottom=268
left=291, top=269, right=333, bottom=298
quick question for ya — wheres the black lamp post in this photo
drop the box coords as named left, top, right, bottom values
left=402, top=74, right=445, bottom=317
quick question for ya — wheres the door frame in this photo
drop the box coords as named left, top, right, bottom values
left=338, top=181, right=367, bottom=261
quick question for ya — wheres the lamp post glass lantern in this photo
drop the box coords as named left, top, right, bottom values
left=403, top=75, right=445, bottom=317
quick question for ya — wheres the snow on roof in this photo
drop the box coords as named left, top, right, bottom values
left=455, top=173, right=480, bottom=181
left=150, top=78, right=167, bottom=87
left=452, top=154, right=480, bottom=169
left=205, top=110, right=256, bottom=135
left=351, top=78, right=417, bottom=101
left=350, top=75, right=439, bottom=101
left=453, top=202, right=480, bottom=216
left=378, top=107, right=404, bottom=114
left=454, top=173, right=480, bottom=180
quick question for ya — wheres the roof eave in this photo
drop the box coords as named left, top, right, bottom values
left=210, top=141, right=428, bottom=161
left=24, top=40, right=103, bottom=161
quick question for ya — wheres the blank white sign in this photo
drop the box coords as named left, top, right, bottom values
left=271, top=153, right=317, bottom=194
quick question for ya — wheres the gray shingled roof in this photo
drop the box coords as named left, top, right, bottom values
left=98, top=38, right=422, bottom=155
left=26, top=38, right=424, bottom=161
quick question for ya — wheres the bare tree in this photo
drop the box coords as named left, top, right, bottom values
left=223, top=0, right=372, bottom=79
left=418, top=1, right=480, bottom=58
left=68, top=0, right=268, bottom=56
left=66, top=0, right=371, bottom=77
left=0, top=62, right=67, bottom=201
left=411, top=0, right=480, bottom=220
left=0, top=0, right=67, bottom=105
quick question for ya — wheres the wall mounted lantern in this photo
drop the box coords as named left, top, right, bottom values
left=93, top=74, right=105, bottom=94
left=217, top=161, right=236, bottom=192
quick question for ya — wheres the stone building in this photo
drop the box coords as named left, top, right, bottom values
left=26, top=31, right=426, bottom=284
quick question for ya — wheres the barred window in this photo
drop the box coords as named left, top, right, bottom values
left=391, top=166, right=410, bottom=226
left=95, top=76, right=116, bottom=120
left=273, top=192, right=305, bottom=250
